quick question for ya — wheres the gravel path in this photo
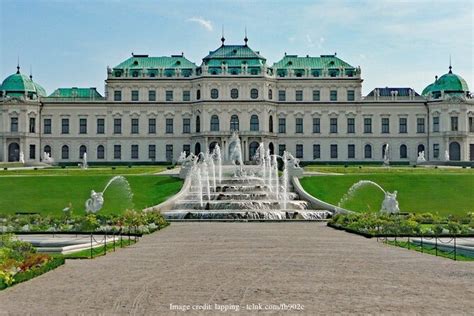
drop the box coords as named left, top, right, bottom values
left=1, top=223, right=473, bottom=315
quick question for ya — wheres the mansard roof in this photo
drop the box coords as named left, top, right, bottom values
left=48, top=87, right=103, bottom=98
left=203, top=44, right=266, bottom=62
left=367, top=87, right=420, bottom=97
left=113, top=54, right=196, bottom=70
left=273, top=54, right=355, bottom=69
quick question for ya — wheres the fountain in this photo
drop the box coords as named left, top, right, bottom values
left=383, top=144, right=390, bottom=166
left=82, top=152, right=88, bottom=169
left=85, top=175, right=132, bottom=213
left=338, top=180, right=400, bottom=214
left=167, top=133, right=332, bottom=220
left=43, top=151, right=54, bottom=164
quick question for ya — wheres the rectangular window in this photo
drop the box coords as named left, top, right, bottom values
left=399, top=118, right=407, bottom=133
left=166, top=118, right=173, bottom=134
left=131, top=144, right=139, bottom=159
left=296, top=144, right=303, bottom=159
left=347, top=90, right=355, bottom=101
left=148, top=90, right=156, bottom=101
left=182, top=90, right=190, bottom=101
left=148, top=145, right=156, bottom=159
left=433, top=143, right=439, bottom=159
left=295, top=118, right=303, bottom=134
left=131, top=90, right=139, bottom=101
left=312, top=90, right=320, bottom=101
left=347, top=118, right=355, bottom=134
left=114, top=145, right=121, bottom=159
left=278, top=118, right=286, bottom=133
left=166, top=144, right=173, bottom=162
left=61, top=118, right=69, bottom=134
left=348, top=144, right=355, bottom=159
left=433, top=116, right=440, bottom=132
left=166, top=90, right=173, bottom=101
left=330, top=118, right=338, bottom=133
left=330, top=90, right=338, bottom=101
left=79, top=118, right=87, bottom=134
left=29, top=144, right=36, bottom=159
left=183, top=118, right=191, bottom=134
left=278, top=144, right=286, bottom=157
left=295, top=90, right=303, bottom=101
left=417, top=117, right=425, bottom=133
left=44, top=119, right=52, bottom=134
left=330, top=144, right=338, bottom=159
left=131, top=118, right=139, bottom=134
left=381, top=118, right=390, bottom=134
left=114, top=90, right=122, bottom=101
left=364, top=118, right=372, bottom=133
left=313, top=118, right=320, bottom=133
left=278, top=90, right=286, bottom=101
left=148, top=118, right=156, bottom=134
left=451, top=116, right=458, bottom=131
left=313, top=144, right=320, bottom=159
left=114, top=118, right=122, bottom=134
left=97, top=118, right=105, bottom=134
left=10, top=117, right=18, bottom=132
left=29, top=117, right=35, bottom=133
left=183, top=144, right=191, bottom=156
left=469, top=117, right=474, bottom=132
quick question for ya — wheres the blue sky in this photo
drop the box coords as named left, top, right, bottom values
left=1, top=0, right=472, bottom=95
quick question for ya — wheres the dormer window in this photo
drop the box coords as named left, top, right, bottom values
left=287, top=61, right=293, bottom=66
left=150, top=72, right=156, bottom=77
left=176, top=61, right=181, bottom=65
left=115, top=71, right=122, bottom=77
left=133, top=60, right=139, bottom=65
left=232, top=49, right=237, bottom=54
left=132, top=71, right=139, bottom=77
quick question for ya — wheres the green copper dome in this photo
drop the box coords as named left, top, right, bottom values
left=0, top=66, right=46, bottom=98
left=422, top=67, right=469, bottom=97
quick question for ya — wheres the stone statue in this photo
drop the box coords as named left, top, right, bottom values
left=380, top=191, right=400, bottom=214
left=43, top=152, right=54, bottom=164
left=284, top=152, right=303, bottom=177
left=19, top=151, right=25, bottom=164
left=445, top=150, right=450, bottom=161
left=178, top=151, right=197, bottom=179
left=85, top=190, right=104, bottom=213
left=416, top=151, right=426, bottom=164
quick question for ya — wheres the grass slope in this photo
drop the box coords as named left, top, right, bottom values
left=300, top=173, right=474, bottom=216
left=0, top=174, right=183, bottom=216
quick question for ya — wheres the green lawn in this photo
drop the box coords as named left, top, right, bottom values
left=300, top=170, right=474, bottom=216
left=0, top=170, right=183, bottom=216
left=0, top=165, right=167, bottom=176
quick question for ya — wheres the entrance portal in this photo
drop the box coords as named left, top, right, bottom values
left=8, top=143, right=20, bottom=162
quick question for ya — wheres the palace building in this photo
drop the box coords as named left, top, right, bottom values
left=1, top=37, right=473, bottom=164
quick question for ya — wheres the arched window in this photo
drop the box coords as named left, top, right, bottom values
left=210, top=115, right=219, bottom=131
left=194, top=142, right=201, bottom=155
left=400, top=144, right=407, bottom=159
left=44, top=145, right=51, bottom=155
left=250, top=88, right=259, bottom=99
left=382, top=144, right=388, bottom=159
left=364, top=144, right=372, bottom=158
left=132, top=71, right=138, bottom=77
left=269, top=142, right=275, bottom=155
left=417, top=144, right=425, bottom=154
left=97, top=145, right=105, bottom=159
left=210, top=88, right=219, bottom=99
left=230, top=88, right=239, bottom=99
left=269, top=115, right=274, bottom=133
left=79, top=145, right=87, bottom=159
left=61, top=145, right=69, bottom=159
left=209, top=142, right=218, bottom=153
left=196, top=116, right=200, bottom=133
left=249, top=142, right=260, bottom=160
left=230, top=115, right=239, bottom=131
left=268, top=89, right=273, bottom=100
left=250, top=115, right=259, bottom=131
left=196, top=89, right=201, bottom=100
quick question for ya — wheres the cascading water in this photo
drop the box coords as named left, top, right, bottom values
left=170, top=133, right=332, bottom=220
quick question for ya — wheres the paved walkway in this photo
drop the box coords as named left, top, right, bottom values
left=1, top=223, right=473, bottom=315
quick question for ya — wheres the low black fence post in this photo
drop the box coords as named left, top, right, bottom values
left=104, top=231, right=107, bottom=256
left=113, top=232, right=116, bottom=252
left=407, top=237, right=410, bottom=250
left=420, top=236, right=423, bottom=253
left=90, top=233, right=93, bottom=259
left=435, top=237, right=438, bottom=257
left=454, top=237, right=457, bottom=261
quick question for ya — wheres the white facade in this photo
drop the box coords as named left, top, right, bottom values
left=1, top=44, right=473, bottom=165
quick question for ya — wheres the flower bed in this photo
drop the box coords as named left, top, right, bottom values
left=0, top=234, right=65, bottom=290
left=328, top=212, right=474, bottom=237
left=0, top=210, right=169, bottom=234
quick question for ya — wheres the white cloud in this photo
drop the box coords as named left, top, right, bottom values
left=187, top=17, right=213, bottom=31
